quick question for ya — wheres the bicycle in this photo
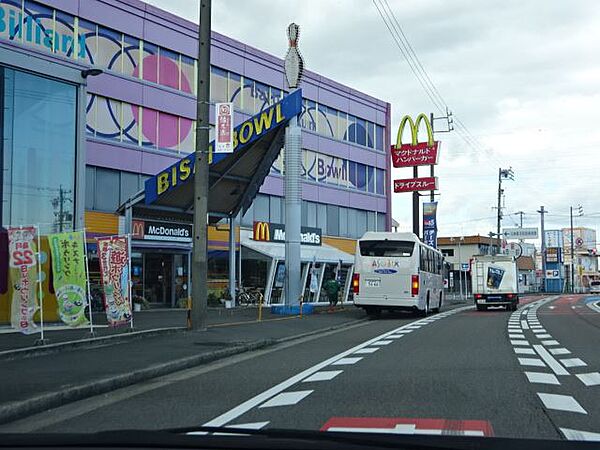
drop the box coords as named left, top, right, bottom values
left=236, top=287, right=263, bottom=306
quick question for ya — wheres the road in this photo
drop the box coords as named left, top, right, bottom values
left=3, top=295, right=600, bottom=442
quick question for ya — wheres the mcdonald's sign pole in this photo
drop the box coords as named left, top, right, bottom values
left=191, top=0, right=211, bottom=330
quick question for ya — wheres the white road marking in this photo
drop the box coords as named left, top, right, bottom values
left=549, top=348, right=571, bottom=355
left=259, top=390, right=313, bottom=408
left=514, top=348, right=536, bottom=355
left=509, top=334, right=526, bottom=339
left=384, top=335, right=403, bottom=340
left=561, top=358, right=587, bottom=368
left=511, top=340, right=530, bottom=346
left=226, top=422, right=270, bottom=430
left=518, top=358, right=545, bottom=367
left=548, top=305, right=556, bottom=310
left=560, top=428, right=600, bottom=441
left=202, top=305, right=472, bottom=427
left=525, top=372, right=560, bottom=385
left=542, top=340, right=560, bottom=346
left=576, top=372, right=600, bottom=386
left=396, top=329, right=414, bottom=334
left=507, top=327, right=521, bottom=332
left=326, top=424, right=484, bottom=436
left=302, top=371, right=343, bottom=382
left=532, top=345, right=569, bottom=375
left=537, top=393, right=587, bottom=414
left=521, top=320, right=529, bottom=329
left=332, top=357, right=363, bottom=365
left=372, top=340, right=393, bottom=346
left=536, top=334, right=552, bottom=339
left=353, top=347, right=380, bottom=354
left=532, top=329, right=547, bottom=333
left=586, top=301, right=600, bottom=313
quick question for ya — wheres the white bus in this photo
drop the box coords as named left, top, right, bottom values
left=352, top=232, right=444, bottom=317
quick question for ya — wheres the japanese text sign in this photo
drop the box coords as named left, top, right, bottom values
left=96, top=236, right=132, bottom=327
left=215, top=102, right=234, bottom=153
left=391, top=142, right=439, bottom=168
left=8, top=226, right=39, bottom=334
left=49, top=231, right=89, bottom=327
left=394, top=177, right=438, bottom=193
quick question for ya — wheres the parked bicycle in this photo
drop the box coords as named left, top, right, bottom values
left=236, top=287, right=264, bottom=306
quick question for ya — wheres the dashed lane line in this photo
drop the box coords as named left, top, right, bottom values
left=259, top=391, right=314, bottom=408
left=560, top=358, right=587, bottom=368
left=537, top=393, right=587, bottom=414
left=302, top=371, right=343, bottom=383
left=525, top=372, right=560, bottom=385
left=576, top=373, right=600, bottom=387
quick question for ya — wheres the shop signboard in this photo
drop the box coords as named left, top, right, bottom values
left=8, top=226, right=39, bottom=334
left=394, top=177, right=438, bottom=193
left=132, top=220, right=192, bottom=242
left=391, top=142, right=439, bottom=168
left=96, top=236, right=132, bottom=327
left=545, top=230, right=563, bottom=248
left=422, top=202, right=438, bottom=248
left=215, top=102, right=234, bottom=153
left=48, top=231, right=89, bottom=327
left=253, top=221, right=321, bottom=246
left=546, top=247, right=560, bottom=263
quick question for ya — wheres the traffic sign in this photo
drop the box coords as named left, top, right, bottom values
left=461, top=263, right=469, bottom=272
left=575, top=237, right=584, bottom=248
left=503, top=227, right=538, bottom=239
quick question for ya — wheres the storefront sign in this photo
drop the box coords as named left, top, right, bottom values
left=546, top=247, right=560, bottom=263
left=253, top=221, right=321, bottom=246
left=145, top=89, right=303, bottom=204
left=545, top=230, right=563, bottom=248
left=133, top=220, right=192, bottom=242
left=96, top=236, right=132, bottom=327
left=394, top=177, right=438, bottom=193
left=391, top=142, right=439, bottom=168
left=422, top=202, right=438, bottom=248
left=8, top=226, right=39, bottom=334
left=48, top=231, right=89, bottom=327
left=216, top=102, right=234, bottom=153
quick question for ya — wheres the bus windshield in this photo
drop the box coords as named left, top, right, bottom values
left=359, top=240, right=415, bottom=257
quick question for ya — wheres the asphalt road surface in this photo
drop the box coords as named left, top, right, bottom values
left=3, top=295, right=600, bottom=442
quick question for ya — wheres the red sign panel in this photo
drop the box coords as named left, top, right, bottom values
left=321, top=417, right=494, bottom=437
left=394, top=177, right=438, bottom=193
left=391, top=142, right=439, bottom=168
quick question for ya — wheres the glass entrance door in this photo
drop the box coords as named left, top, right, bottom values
left=143, top=253, right=173, bottom=306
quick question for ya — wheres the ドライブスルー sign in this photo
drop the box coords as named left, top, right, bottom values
left=253, top=221, right=321, bottom=246
left=394, top=177, right=438, bottom=193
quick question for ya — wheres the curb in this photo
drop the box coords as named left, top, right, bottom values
left=0, top=317, right=367, bottom=425
left=0, top=327, right=186, bottom=363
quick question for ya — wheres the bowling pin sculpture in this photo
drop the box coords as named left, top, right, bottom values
left=284, top=23, right=304, bottom=89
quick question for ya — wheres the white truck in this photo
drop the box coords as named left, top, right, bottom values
left=471, top=255, right=519, bottom=311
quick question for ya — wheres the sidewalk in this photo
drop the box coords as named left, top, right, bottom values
left=0, top=306, right=365, bottom=425
left=0, top=306, right=323, bottom=353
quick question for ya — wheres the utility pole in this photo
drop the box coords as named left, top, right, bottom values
left=496, top=167, right=514, bottom=239
left=516, top=211, right=524, bottom=228
left=191, top=0, right=211, bottom=330
left=412, top=167, right=419, bottom=238
left=537, top=206, right=546, bottom=292
left=569, top=204, right=584, bottom=293
left=428, top=109, right=452, bottom=203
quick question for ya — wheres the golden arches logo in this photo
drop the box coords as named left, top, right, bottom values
left=395, top=113, right=434, bottom=147
left=253, top=222, right=270, bottom=241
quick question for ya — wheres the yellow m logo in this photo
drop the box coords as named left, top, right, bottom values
left=396, top=113, right=434, bottom=147
left=253, top=222, right=270, bottom=241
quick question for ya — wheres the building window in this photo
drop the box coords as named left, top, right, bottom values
left=210, top=67, right=228, bottom=104
left=2, top=67, right=77, bottom=231
left=253, top=194, right=269, bottom=222
left=442, top=249, right=455, bottom=257
left=94, top=168, right=120, bottom=211
left=356, top=210, right=367, bottom=238
left=339, top=207, right=348, bottom=237
left=376, top=125, right=384, bottom=151
left=367, top=211, right=376, bottom=231
left=327, top=205, right=339, bottom=236
left=317, top=203, right=327, bottom=232
left=270, top=195, right=282, bottom=224
left=366, top=121, right=375, bottom=148
left=307, top=202, right=317, bottom=228
left=376, top=168, right=385, bottom=195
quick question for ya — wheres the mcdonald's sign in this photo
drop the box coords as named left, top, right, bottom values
left=391, top=113, right=440, bottom=168
left=132, top=220, right=145, bottom=239
left=253, top=221, right=270, bottom=242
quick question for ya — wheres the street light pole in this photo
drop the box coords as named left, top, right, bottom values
left=191, top=0, right=211, bottom=330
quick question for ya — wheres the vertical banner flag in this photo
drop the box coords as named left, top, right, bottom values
left=96, top=236, right=132, bottom=326
left=423, top=202, right=438, bottom=248
left=215, top=102, right=234, bottom=153
left=8, top=226, right=39, bottom=334
left=49, top=231, right=89, bottom=327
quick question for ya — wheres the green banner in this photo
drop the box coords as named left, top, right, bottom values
left=49, top=231, right=89, bottom=327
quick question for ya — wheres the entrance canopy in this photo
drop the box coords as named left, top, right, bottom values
left=241, top=231, right=353, bottom=265
left=143, top=90, right=302, bottom=221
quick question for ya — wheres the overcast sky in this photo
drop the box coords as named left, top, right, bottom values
left=146, top=0, right=600, bottom=242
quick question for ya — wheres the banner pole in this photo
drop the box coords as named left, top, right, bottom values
left=128, top=234, right=134, bottom=331
left=83, top=229, right=95, bottom=337
left=36, top=225, right=46, bottom=345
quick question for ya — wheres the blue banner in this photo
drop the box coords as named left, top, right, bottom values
left=423, top=202, right=438, bottom=248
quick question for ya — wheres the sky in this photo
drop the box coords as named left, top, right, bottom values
left=145, top=0, right=600, bottom=243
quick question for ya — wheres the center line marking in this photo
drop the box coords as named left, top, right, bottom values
left=533, top=345, right=569, bottom=375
